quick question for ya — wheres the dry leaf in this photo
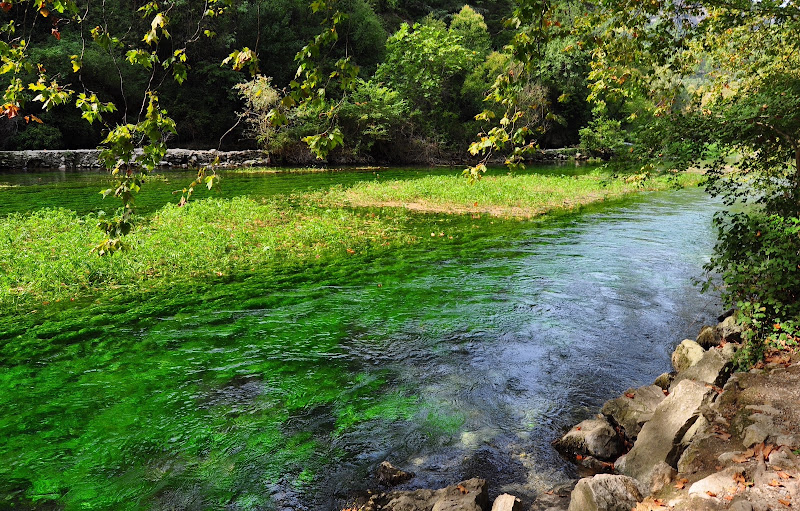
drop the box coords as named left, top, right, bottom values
left=457, top=484, right=468, bottom=494
left=715, top=431, right=732, bottom=440
left=733, top=472, right=746, bottom=484
left=625, top=392, right=636, bottom=399
left=576, top=426, right=582, bottom=431
left=778, top=497, right=791, bottom=506
left=706, top=491, right=717, bottom=497
left=768, top=479, right=783, bottom=487
left=764, top=444, right=775, bottom=458
left=732, top=454, right=750, bottom=463
left=724, top=495, right=734, bottom=501
left=674, top=477, right=689, bottom=489
left=777, top=471, right=792, bottom=480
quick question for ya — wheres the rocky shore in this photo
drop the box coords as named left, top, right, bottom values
left=355, top=312, right=800, bottom=511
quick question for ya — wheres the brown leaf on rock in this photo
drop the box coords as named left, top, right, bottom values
left=777, top=471, right=792, bottom=479
left=732, top=453, right=750, bottom=463
left=706, top=491, right=717, bottom=497
left=457, top=484, right=468, bottom=494
left=778, top=497, right=791, bottom=506
left=625, top=392, right=636, bottom=399
left=733, top=472, right=747, bottom=484
left=674, top=478, right=689, bottom=489
left=768, top=479, right=783, bottom=487
left=633, top=497, right=667, bottom=510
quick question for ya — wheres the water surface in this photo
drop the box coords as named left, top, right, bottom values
left=0, top=168, right=720, bottom=510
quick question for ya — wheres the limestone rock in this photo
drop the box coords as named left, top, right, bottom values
left=380, top=478, right=489, bottom=511
left=716, top=316, right=744, bottom=343
left=602, top=385, right=666, bottom=441
left=567, top=474, right=644, bottom=511
left=670, top=348, right=732, bottom=391
left=378, top=461, right=415, bottom=486
left=672, top=339, right=705, bottom=373
left=616, top=379, right=715, bottom=483
left=696, top=326, right=720, bottom=349
left=688, top=467, right=746, bottom=499
left=552, top=417, right=623, bottom=461
left=491, top=493, right=522, bottom=511
left=654, top=372, right=674, bottom=390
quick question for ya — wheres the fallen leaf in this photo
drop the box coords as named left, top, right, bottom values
left=457, top=484, right=468, bottom=494
left=576, top=426, right=582, bottom=431
left=715, top=431, right=732, bottom=441
left=724, top=495, right=734, bottom=501
left=733, top=472, right=746, bottom=484
left=625, top=392, right=636, bottom=399
left=777, top=471, right=792, bottom=480
left=674, top=478, right=689, bottom=489
left=778, top=497, right=791, bottom=506
left=768, top=479, right=783, bottom=487
left=732, top=454, right=750, bottom=463
left=764, top=444, right=775, bottom=458
left=706, top=491, right=717, bottom=497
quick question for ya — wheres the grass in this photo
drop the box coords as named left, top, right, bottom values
left=0, top=169, right=703, bottom=309
left=316, top=169, right=703, bottom=218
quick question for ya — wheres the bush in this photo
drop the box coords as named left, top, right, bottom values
left=705, top=212, right=800, bottom=366
left=579, top=117, right=627, bottom=159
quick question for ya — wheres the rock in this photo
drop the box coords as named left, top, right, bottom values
left=742, top=416, right=773, bottom=448
left=670, top=348, right=733, bottom=391
left=647, top=461, right=677, bottom=494
left=567, top=474, right=644, bottom=511
left=716, top=316, right=744, bottom=343
left=602, top=385, right=666, bottom=441
left=696, top=326, right=720, bottom=349
left=552, top=417, right=623, bottom=461
left=491, top=494, right=522, bottom=511
left=654, top=372, right=675, bottom=390
left=380, top=478, right=489, bottom=511
left=672, top=339, right=705, bottom=373
left=378, top=461, right=415, bottom=486
left=688, top=466, right=745, bottom=498
left=616, top=380, right=715, bottom=483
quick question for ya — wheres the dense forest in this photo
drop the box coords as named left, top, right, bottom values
left=0, top=0, right=596, bottom=161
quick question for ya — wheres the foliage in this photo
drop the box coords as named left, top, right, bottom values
left=375, top=18, right=476, bottom=143
left=449, top=5, right=491, bottom=55
left=579, top=117, right=626, bottom=159
left=578, top=0, right=800, bottom=363
left=337, top=79, right=411, bottom=156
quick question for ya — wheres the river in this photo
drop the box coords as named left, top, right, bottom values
left=0, top=166, right=721, bottom=510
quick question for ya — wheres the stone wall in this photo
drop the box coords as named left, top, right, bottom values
left=0, top=149, right=270, bottom=170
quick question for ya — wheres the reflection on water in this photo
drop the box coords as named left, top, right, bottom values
left=0, top=170, right=720, bottom=510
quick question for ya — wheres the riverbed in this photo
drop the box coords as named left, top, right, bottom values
left=0, top=166, right=721, bottom=510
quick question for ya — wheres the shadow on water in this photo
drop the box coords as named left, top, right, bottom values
left=0, top=169, right=721, bottom=510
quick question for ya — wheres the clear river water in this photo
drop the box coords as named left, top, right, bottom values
left=0, top=166, right=721, bottom=510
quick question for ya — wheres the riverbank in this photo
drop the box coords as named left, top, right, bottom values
left=355, top=315, right=800, bottom=511
left=0, top=147, right=591, bottom=170
left=545, top=314, right=800, bottom=511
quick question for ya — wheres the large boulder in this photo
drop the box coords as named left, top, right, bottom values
left=616, top=379, right=715, bottom=484
left=377, top=478, right=489, bottom=511
left=567, top=474, right=644, bottom=511
left=669, top=348, right=733, bottom=391
left=671, top=339, right=705, bottom=373
left=552, top=417, right=623, bottom=461
left=601, top=385, right=666, bottom=441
